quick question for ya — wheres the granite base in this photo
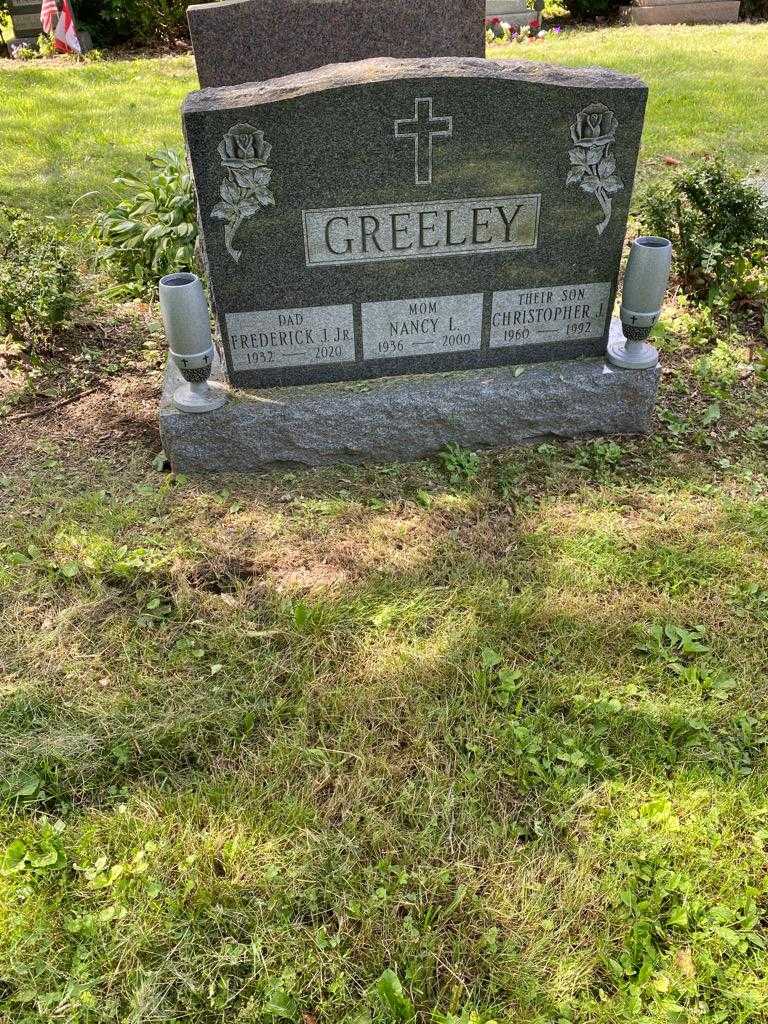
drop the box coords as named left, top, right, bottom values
left=159, top=321, right=661, bottom=472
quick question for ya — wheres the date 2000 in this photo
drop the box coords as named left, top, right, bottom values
left=376, top=334, right=472, bottom=355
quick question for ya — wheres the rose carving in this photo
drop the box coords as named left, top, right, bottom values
left=218, top=124, right=271, bottom=162
left=566, top=103, right=624, bottom=236
left=211, top=123, right=275, bottom=263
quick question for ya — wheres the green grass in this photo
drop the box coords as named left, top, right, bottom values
left=502, top=24, right=768, bottom=174
left=0, top=56, right=196, bottom=216
left=2, top=394, right=768, bottom=1023
left=1, top=22, right=768, bottom=1024
left=1, top=25, right=767, bottom=219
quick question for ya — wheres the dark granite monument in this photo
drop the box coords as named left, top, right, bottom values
left=188, top=0, right=485, bottom=89
left=159, top=4, right=661, bottom=470
left=183, top=58, right=647, bottom=390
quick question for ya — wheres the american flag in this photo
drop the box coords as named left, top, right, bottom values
left=54, top=0, right=81, bottom=53
left=40, top=0, right=82, bottom=54
left=40, top=0, right=59, bottom=34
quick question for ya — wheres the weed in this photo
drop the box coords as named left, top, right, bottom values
left=438, top=444, right=481, bottom=486
left=730, top=582, right=768, bottom=621
left=473, top=648, right=524, bottom=709
left=636, top=623, right=710, bottom=665
left=374, top=970, right=416, bottom=1024
left=0, top=205, right=77, bottom=344
left=573, top=439, right=623, bottom=476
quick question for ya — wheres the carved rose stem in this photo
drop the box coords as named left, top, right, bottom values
left=225, top=215, right=245, bottom=263
left=595, top=186, right=612, bottom=236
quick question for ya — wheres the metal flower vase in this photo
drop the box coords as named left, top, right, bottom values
left=607, top=236, right=672, bottom=370
left=159, top=272, right=228, bottom=413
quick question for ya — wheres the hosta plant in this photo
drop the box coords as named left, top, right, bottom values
left=93, top=149, right=198, bottom=293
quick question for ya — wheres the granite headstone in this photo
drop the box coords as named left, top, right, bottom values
left=160, top=333, right=659, bottom=470
left=8, top=0, right=43, bottom=40
left=188, top=0, right=486, bottom=89
left=182, top=57, right=647, bottom=390
left=485, top=1, right=538, bottom=27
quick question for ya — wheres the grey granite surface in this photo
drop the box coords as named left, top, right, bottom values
left=184, top=57, right=646, bottom=111
left=188, top=0, right=485, bottom=89
left=160, top=319, right=661, bottom=472
left=183, top=56, right=647, bottom=390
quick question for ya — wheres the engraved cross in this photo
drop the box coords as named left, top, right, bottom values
left=394, top=97, right=453, bottom=186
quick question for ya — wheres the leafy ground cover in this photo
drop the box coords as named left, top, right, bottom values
left=0, top=23, right=767, bottom=1024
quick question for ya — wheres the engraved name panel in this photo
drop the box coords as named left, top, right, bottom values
left=361, top=293, right=484, bottom=361
left=303, top=195, right=541, bottom=268
left=226, top=305, right=355, bottom=370
left=490, top=282, right=611, bottom=347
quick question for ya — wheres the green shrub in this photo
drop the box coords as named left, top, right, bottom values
left=74, top=0, right=221, bottom=45
left=36, top=32, right=56, bottom=57
left=637, top=158, right=768, bottom=295
left=740, top=0, right=768, bottom=18
left=0, top=206, right=78, bottom=343
left=561, top=0, right=624, bottom=19
left=542, top=0, right=570, bottom=17
left=94, top=149, right=198, bottom=293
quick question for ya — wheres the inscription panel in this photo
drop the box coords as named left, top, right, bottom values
left=304, top=195, right=540, bottom=268
left=362, top=293, right=483, bottom=360
left=490, top=282, right=611, bottom=348
left=226, top=305, right=355, bottom=371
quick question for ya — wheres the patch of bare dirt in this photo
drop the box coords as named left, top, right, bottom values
left=0, top=371, right=161, bottom=473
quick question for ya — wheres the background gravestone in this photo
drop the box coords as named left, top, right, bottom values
left=6, top=0, right=92, bottom=54
left=7, top=0, right=41, bottom=52
left=7, top=0, right=41, bottom=40
left=183, top=57, right=647, bottom=389
left=486, top=1, right=538, bottom=26
left=620, top=0, right=740, bottom=24
left=188, top=0, right=485, bottom=88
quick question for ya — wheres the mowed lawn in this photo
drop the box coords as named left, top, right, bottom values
left=1, top=22, right=768, bottom=1024
left=0, top=24, right=767, bottom=217
left=506, top=23, right=768, bottom=172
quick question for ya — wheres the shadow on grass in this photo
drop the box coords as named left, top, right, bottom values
left=2, top=470, right=765, bottom=826
left=1, top=444, right=767, bottom=1022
